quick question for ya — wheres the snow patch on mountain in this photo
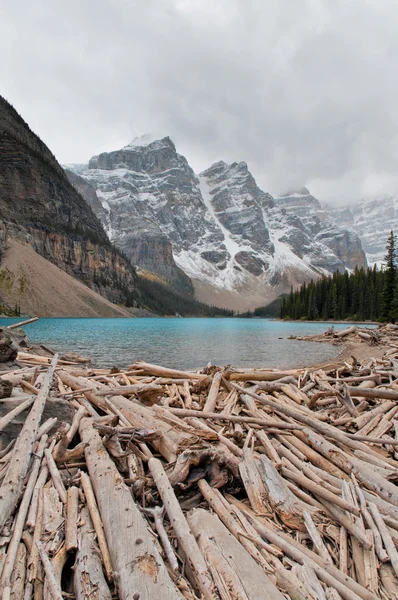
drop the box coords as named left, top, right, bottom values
left=124, top=133, right=167, bottom=149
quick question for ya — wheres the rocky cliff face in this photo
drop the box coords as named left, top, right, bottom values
left=67, top=136, right=367, bottom=310
left=274, top=189, right=367, bottom=271
left=328, top=197, right=398, bottom=266
left=0, top=96, right=141, bottom=307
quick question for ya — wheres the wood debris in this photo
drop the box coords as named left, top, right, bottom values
left=1, top=324, right=398, bottom=597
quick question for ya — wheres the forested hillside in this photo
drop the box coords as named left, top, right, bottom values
left=280, top=266, right=384, bottom=321
left=278, top=231, right=398, bottom=322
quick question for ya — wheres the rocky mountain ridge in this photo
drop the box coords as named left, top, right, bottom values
left=327, top=197, right=398, bottom=266
left=0, top=95, right=147, bottom=312
left=66, top=136, right=367, bottom=310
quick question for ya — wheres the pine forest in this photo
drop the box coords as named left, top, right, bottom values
left=279, top=231, right=398, bottom=322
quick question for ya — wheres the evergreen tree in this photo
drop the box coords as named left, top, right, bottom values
left=382, top=231, right=397, bottom=321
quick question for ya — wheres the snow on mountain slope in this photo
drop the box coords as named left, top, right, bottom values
left=66, top=137, right=367, bottom=310
left=274, top=190, right=367, bottom=271
left=328, top=197, right=398, bottom=266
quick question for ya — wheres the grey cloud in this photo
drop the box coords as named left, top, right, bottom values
left=2, top=0, right=398, bottom=203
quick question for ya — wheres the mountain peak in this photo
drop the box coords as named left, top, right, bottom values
left=124, top=134, right=173, bottom=150
left=280, top=187, right=311, bottom=197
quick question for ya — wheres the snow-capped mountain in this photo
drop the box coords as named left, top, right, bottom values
left=66, top=136, right=366, bottom=310
left=327, top=197, right=398, bottom=266
left=274, top=189, right=367, bottom=271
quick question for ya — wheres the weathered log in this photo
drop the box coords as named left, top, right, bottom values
left=36, top=541, right=63, bottom=600
left=74, top=506, right=112, bottom=600
left=7, top=317, right=39, bottom=330
left=65, top=486, right=79, bottom=553
left=168, top=407, right=304, bottom=428
left=203, top=371, right=222, bottom=412
left=129, top=361, right=204, bottom=379
left=246, top=517, right=379, bottom=600
left=347, top=386, right=398, bottom=400
left=9, top=543, right=26, bottom=600
left=0, top=355, right=57, bottom=531
left=148, top=458, right=217, bottom=600
left=0, top=396, right=34, bottom=432
left=188, top=508, right=285, bottom=600
left=0, top=435, right=47, bottom=597
left=334, top=326, right=357, bottom=338
left=80, top=471, right=113, bottom=582
left=228, top=369, right=300, bottom=381
left=80, top=418, right=182, bottom=600
left=238, top=448, right=270, bottom=513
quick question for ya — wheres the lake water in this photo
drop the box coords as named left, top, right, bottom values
left=0, top=318, right=376, bottom=371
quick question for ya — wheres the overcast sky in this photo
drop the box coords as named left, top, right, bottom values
left=2, top=0, right=398, bottom=203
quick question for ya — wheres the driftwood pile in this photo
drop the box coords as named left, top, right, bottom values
left=3, top=325, right=398, bottom=598
left=288, top=323, right=386, bottom=346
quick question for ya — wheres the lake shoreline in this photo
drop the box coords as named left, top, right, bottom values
left=0, top=317, right=378, bottom=372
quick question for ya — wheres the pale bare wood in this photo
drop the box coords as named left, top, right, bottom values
left=42, top=487, right=63, bottom=535
left=181, top=381, right=193, bottom=408
left=341, top=482, right=367, bottom=589
left=281, top=467, right=360, bottom=516
left=320, top=499, right=371, bottom=549
left=0, top=355, right=58, bottom=531
left=80, top=418, right=182, bottom=599
left=203, top=371, right=222, bottom=412
left=369, top=502, right=398, bottom=578
left=7, top=317, right=39, bottom=330
left=232, top=382, right=398, bottom=467
left=80, top=471, right=113, bottom=583
left=74, top=506, right=112, bottom=600
left=303, top=511, right=332, bottom=563
left=148, top=458, right=216, bottom=600
left=188, top=508, right=285, bottom=600
left=199, top=480, right=283, bottom=572
left=94, top=383, right=163, bottom=397
left=35, top=541, right=63, bottom=600
left=43, top=546, right=67, bottom=600
left=9, top=543, right=26, bottom=600
left=57, top=370, right=108, bottom=411
left=255, top=430, right=282, bottom=467
left=43, top=449, right=66, bottom=504
left=277, top=565, right=319, bottom=600
left=0, top=435, right=47, bottom=597
left=21, top=531, right=33, bottom=554
left=168, top=407, right=304, bottom=428
left=379, top=564, right=398, bottom=599
left=65, top=486, right=79, bottom=553
left=301, top=427, right=398, bottom=506
left=62, top=370, right=195, bottom=463
left=0, top=396, right=35, bottom=432
left=244, top=520, right=379, bottom=600
left=129, top=360, right=204, bottom=379
left=238, top=448, right=270, bottom=513
left=293, top=564, right=327, bottom=600
left=28, top=488, right=44, bottom=583
left=352, top=476, right=389, bottom=562
left=353, top=400, right=395, bottom=428
left=26, top=438, right=56, bottom=531
left=141, top=505, right=179, bottom=573
left=229, top=369, right=300, bottom=381
left=257, top=454, right=311, bottom=531
left=339, top=526, right=348, bottom=575
left=35, top=417, right=57, bottom=440
left=335, top=326, right=357, bottom=338
left=348, top=385, right=398, bottom=401
left=20, top=381, right=39, bottom=395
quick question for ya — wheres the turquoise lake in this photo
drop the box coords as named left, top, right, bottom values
left=0, top=318, right=376, bottom=370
